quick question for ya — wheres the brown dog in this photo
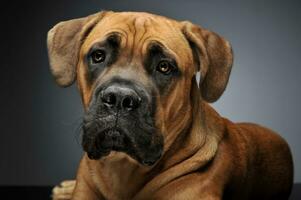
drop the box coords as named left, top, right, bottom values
left=48, top=11, right=293, bottom=200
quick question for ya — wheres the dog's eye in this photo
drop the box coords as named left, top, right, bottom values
left=91, top=50, right=106, bottom=63
left=156, top=61, right=172, bottom=75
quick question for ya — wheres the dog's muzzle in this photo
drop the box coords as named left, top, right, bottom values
left=82, top=78, right=163, bottom=166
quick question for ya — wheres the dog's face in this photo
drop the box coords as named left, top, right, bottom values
left=78, top=12, right=196, bottom=165
left=47, top=11, right=233, bottom=166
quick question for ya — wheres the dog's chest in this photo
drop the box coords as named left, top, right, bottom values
left=92, top=152, right=149, bottom=199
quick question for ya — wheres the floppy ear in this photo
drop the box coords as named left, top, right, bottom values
left=47, top=12, right=107, bottom=87
left=181, top=21, right=233, bottom=102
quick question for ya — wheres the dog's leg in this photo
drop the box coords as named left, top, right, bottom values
left=52, top=180, right=76, bottom=200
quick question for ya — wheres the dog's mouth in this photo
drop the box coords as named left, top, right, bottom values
left=85, top=128, right=131, bottom=160
left=82, top=117, right=164, bottom=166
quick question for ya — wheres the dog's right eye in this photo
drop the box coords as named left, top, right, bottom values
left=91, top=50, right=106, bottom=63
left=156, top=61, right=173, bottom=75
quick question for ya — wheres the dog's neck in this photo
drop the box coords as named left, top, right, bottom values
left=133, top=82, right=225, bottom=198
left=87, top=81, right=225, bottom=199
left=87, top=152, right=149, bottom=199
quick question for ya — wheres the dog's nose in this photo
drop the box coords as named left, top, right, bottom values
left=100, top=85, right=141, bottom=111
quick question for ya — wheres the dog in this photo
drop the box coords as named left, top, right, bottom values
left=48, top=11, right=293, bottom=200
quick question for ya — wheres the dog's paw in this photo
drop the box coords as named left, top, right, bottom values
left=52, top=180, right=76, bottom=200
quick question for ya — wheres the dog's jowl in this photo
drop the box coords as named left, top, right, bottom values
left=48, top=11, right=293, bottom=200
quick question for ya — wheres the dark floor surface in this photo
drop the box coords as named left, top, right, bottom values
left=0, top=184, right=300, bottom=199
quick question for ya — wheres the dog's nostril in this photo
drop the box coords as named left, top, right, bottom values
left=102, top=92, right=116, bottom=107
left=122, top=96, right=135, bottom=110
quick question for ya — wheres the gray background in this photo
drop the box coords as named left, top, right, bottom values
left=1, top=0, right=300, bottom=185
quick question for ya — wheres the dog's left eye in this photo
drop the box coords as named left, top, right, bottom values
left=156, top=61, right=173, bottom=75
left=91, top=50, right=106, bottom=63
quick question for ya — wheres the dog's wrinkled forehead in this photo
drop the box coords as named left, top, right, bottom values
left=81, top=12, right=193, bottom=73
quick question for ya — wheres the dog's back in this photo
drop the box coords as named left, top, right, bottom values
left=223, top=120, right=294, bottom=200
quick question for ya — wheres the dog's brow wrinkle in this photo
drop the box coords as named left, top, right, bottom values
left=129, top=18, right=138, bottom=62
left=125, top=22, right=132, bottom=33
left=137, top=19, right=148, bottom=45
left=104, top=29, right=129, bottom=48
left=104, top=29, right=128, bottom=39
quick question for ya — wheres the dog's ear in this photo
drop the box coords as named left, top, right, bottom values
left=181, top=21, right=233, bottom=102
left=47, top=11, right=108, bottom=87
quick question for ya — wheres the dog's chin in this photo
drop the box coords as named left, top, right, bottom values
left=85, top=128, right=126, bottom=160
left=83, top=128, right=163, bottom=166
left=87, top=150, right=162, bottom=167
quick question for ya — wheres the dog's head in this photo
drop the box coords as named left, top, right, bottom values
left=47, top=11, right=233, bottom=166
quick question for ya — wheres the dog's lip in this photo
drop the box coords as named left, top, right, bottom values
left=96, top=127, right=124, bottom=143
left=86, top=132, right=115, bottom=160
left=87, top=128, right=128, bottom=158
left=103, top=128, right=122, bottom=136
left=98, top=128, right=125, bottom=141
